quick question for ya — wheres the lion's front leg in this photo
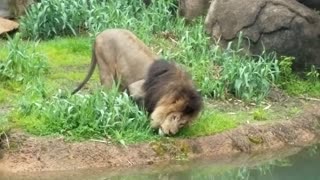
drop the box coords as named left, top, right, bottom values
left=128, top=79, right=145, bottom=106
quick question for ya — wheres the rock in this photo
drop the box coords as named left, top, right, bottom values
left=205, top=0, right=320, bottom=71
left=178, top=0, right=211, bottom=21
left=297, top=0, right=320, bottom=11
left=0, top=17, right=19, bottom=35
left=0, top=0, right=11, bottom=18
left=0, top=0, right=34, bottom=19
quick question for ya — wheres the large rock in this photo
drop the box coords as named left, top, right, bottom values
left=179, top=0, right=211, bottom=21
left=0, top=17, right=19, bottom=35
left=0, top=0, right=34, bottom=19
left=0, top=0, right=10, bottom=18
left=297, top=0, right=320, bottom=11
left=205, top=0, right=320, bottom=71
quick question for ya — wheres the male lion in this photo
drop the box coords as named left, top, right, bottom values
left=72, top=28, right=203, bottom=136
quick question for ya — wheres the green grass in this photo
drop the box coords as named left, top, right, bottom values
left=37, top=36, right=91, bottom=67
left=284, top=80, right=320, bottom=97
left=0, top=34, right=48, bottom=85
left=0, top=0, right=319, bottom=144
left=179, top=111, right=239, bottom=137
left=277, top=56, right=320, bottom=98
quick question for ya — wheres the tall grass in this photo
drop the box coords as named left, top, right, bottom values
left=21, top=0, right=94, bottom=39
left=20, top=0, right=177, bottom=40
left=168, top=27, right=280, bottom=101
left=0, top=33, right=48, bottom=85
left=15, top=86, right=153, bottom=142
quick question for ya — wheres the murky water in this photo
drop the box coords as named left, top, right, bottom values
left=2, top=143, right=320, bottom=180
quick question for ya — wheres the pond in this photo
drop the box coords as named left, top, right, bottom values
left=2, top=143, right=320, bottom=180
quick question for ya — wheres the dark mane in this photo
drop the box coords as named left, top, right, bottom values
left=143, top=59, right=203, bottom=114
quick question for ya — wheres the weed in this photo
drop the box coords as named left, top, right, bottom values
left=253, top=108, right=267, bottom=121
left=277, top=56, right=320, bottom=97
left=278, top=56, right=295, bottom=85
left=0, top=33, right=48, bottom=85
left=0, top=117, right=10, bottom=140
left=306, top=65, right=319, bottom=83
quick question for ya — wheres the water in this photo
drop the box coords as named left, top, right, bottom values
left=2, top=143, right=320, bottom=180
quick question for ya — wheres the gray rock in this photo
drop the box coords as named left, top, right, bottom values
left=179, top=0, right=211, bottom=21
left=0, top=0, right=34, bottom=19
left=0, top=0, right=11, bottom=18
left=205, top=0, right=320, bottom=71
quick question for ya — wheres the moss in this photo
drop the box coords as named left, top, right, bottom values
left=150, top=139, right=190, bottom=160
left=248, top=135, right=264, bottom=144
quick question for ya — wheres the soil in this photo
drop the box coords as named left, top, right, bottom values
left=0, top=100, right=319, bottom=173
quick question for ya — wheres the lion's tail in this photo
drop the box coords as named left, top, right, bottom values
left=71, top=45, right=97, bottom=95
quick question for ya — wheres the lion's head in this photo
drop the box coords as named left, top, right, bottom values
left=143, top=60, right=203, bottom=136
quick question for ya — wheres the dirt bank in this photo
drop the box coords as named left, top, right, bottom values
left=0, top=102, right=319, bottom=173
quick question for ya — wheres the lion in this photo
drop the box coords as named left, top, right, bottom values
left=143, top=59, right=203, bottom=135
left=72, top=28, right=203, bottom=136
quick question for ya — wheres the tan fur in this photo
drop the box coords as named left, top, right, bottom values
left=72, top=29, right=158, bottom=95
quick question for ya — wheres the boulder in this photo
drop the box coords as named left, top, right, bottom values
left=0, top=0, right=34, bottom=19
left=178, top=0, right=211, bottom=21
left=205, top=0, right=320, bottom=71
left=0, top=0, right=11, bottom=18
left=297, top=0, right=320, bottom=11
left=0, top=17, right=19, bottom=35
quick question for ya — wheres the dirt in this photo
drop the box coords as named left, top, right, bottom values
left=0, top=100, right=319, bottom=173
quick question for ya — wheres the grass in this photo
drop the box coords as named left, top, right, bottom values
left=11, top=87, right=154, bottom=143
left=284, top=80, right=320, bottom=97
left=1, top=35, right=317, bottom=143
left=36, top=36, right=91, bottom=67
left=277, top=56, right=320, bottom=97
left=0, top=34, right=48, bottom=85
left=0, top=0, right=319, bottom=144
left=179, top=110, right=240, bottom=137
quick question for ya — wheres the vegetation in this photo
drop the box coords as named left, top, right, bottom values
left=0, top=34, right=48, bottom=85
left=277, top=56, right=320, bottom=97
left=13, top=87, right=153, bottom=142
left=0, top=0, right=319, bottom=143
